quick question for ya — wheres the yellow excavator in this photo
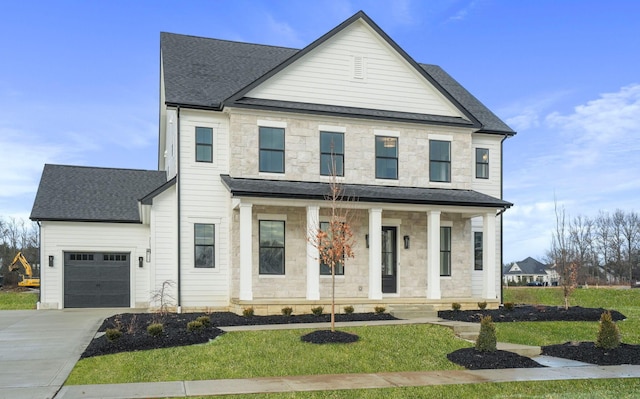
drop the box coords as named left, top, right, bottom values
left=8, top=252, right=40, bottom=288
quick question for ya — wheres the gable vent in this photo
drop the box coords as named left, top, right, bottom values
left=353, top=55, right=365, bottom=80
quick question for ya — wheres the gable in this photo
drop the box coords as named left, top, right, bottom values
left=245, top=20, right=465, bottom=118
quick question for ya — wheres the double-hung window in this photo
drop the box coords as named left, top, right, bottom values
left=195, top=127, right=213, bottom=162
left=474, top=232, right=483, bottom=271
left=319, top=221, right=345, bottom=275
left=476, top=148, right=489, bottom=179
left=375, top=136, right=398, bottom=179
left=194, top=224, right=214, bottom=268
left=259, top=127, right=285, bottom=173
left=259, top=220, right=285, bottom=275
left=320, top=132, right=344, bottom=176
left=440, top=226, right=451, bottom=276
left=430, top=140, right=451, bottom=182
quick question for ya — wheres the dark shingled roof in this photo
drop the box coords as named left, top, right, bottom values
left=160, top=13, right=515, bottom=136
left=221, top=175, right=512, bottom=209
left=30, top=164, right=167, bottom=223
left=503, top=257, right=549, bottom=275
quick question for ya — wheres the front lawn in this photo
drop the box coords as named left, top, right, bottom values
left=0, top=291, right=38, bottom=309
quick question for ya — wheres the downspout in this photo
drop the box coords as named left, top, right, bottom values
left=37, top=221, right=41, bottom=309
left=499, top=134, right=509, bottom=305
left=176, top=106, right=182, bottom=312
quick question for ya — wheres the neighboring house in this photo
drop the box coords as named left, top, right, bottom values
left=503, top=257, right=557, bottom=285
left=31, top=11, right=515, bottom=312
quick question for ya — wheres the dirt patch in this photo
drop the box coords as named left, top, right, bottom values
left=438, top=305, right=626, bottom=323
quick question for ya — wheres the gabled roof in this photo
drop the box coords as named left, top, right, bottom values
left=221, top=175, right=512, bottom=209
left=161, top=11, right=515, bottom=135
left=30, top=164, right=167, bottom=223
left=503, top=257, right=549, bottom=275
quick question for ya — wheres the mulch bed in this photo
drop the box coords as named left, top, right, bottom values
left=300, top=330, right=360, bottom=344
left=438, top=305, right=626, bottom=323
left=542, top=342, right=640, bottom=366
left=447, top=349, right=544, bottom=370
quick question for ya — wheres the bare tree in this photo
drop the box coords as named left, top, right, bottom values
left=593, top=211, right=611, bottom=281
left=569, top=215, right=593, bottom=283
left=548, top=201, right=577, bottom=309
left=621, top=211, right=640, bottom=283
left=610, top=210, right=626, bottom=281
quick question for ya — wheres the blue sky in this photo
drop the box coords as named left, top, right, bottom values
left=1, top=1, right=638, bottom=263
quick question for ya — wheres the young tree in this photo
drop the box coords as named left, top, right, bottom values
left=548, top=201, right=577, bottom=309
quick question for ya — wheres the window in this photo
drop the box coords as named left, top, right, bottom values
left=195, top=127, right=213, bottom=162
left=476, top=148, right=489, bottom=179
left=474, top=232, right=483, bottom=271
left=103, top=254, right=127, bottom=262
left=430, top=140, right=451, bottom=182
left=259, top=220, right=285, bottom=275
left=375, top=136, right=398, bottom=179
left=319, top=221, right=345, bottom=275
left=320, top=132, right=344, bottom=176
left=440, top=226, right=451, bottom=276
left=259, top=127, right=285, bottom=173
left=194, top=224, right=215, bottom=268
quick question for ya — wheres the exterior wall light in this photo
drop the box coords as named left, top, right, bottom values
left=146, top=248, right=151, bottom=263
left=365, top=234, right=369, bottom=248
left=48, top=255, right=54, bottom=267
left=403, top=235, right=410, bottom=249
left=138, top=257, right=144, bottom=268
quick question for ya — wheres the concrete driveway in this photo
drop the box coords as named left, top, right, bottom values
left=0, top=309, right=118, bottom=399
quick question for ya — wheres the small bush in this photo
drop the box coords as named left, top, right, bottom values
left=596, top=310, right=621, bottom=349
left=311, top=306, right=324, bottom=316
left=147, top=323, right=164, bottom=337
left=477, top=301, right=487, bottom=310
left=105, top=328, right=122, bottom=342
left=196, top=315, right=211, bottom=326
left=451, top=302, right=462, bottom=311
left=343, top=305, right=355, bottom=314
left=503, top=302, right=515, bottom=311
left=281, top=306, right=293, bottom=316
left=374, top=306, right=386, bottom=314
left=475, top=315, right=497, bottom=352
left=187, top=320, right=204, bottom=332
left=242, top=307, right=254, bottom=317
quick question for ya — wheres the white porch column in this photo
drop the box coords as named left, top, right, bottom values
left=427, top=210, right=441, bottom=299
left=482, top=212, right=497, bottom=299
left=239, top=203, right=253, bottom=301
left=306, top=205, right=320, bottom=300
left=368, top=208, right=382, bottom=300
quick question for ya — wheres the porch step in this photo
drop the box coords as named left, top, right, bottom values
left=389, top=304, right=437, bottom=319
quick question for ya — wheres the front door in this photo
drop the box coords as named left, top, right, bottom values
left=381, top=226, right=397, bottom=294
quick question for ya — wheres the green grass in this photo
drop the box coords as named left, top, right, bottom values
left=0, top=291, right=38, bottom=309
left=66, top=324, right=470, bottom=385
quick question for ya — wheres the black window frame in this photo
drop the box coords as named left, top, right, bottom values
left=375, top=136, right=398, bottom=180
left=194, top=223, right=215, bottom=268
left=440, top=226, right=452, bottom=276
left=319, top=221, right=345, bottom=275
left=476, top=148, right=489, bottom=179
left=259, top=126, right=285, bottom=173
left=259, top=220, right=285, bottom=275
left=430, top=140, right=451, bottom=182
left=474, top=231, right=483, bottom=271
left=195, top=127, right=213, bottom=163
left=320, top=131, right=344, bottom=177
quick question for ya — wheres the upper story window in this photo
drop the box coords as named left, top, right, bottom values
left=440, top=226, right=452, bottom=276
left=476, top=148, right=489, bottom=179
left=259, top=127, right=285, bottom=173
left=259, top=220, right=285, bottom=275
left=319, top=221, right=345, bottom=275
left=320, top=132, right=344, bottom=176
left=195, top=127, right=213, bottom=162
left=375, top=136, right=398, bottom=179
left=474, top=231, right=483, bottom=271
left=430, top=140, right=451, bottom=182
left=194, top=223, right=215, bottom=268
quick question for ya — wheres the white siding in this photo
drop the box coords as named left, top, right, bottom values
left=164, top=109, right=178, bottom=179
left=471, top=134, right=502, bottom=198
left=38, top=221, right=150, bottom=309
left=178, top=109, right=230, bottom=308
left=247, top=21, right=463, bottom=118
left=149, top=185, right=178, bottom=308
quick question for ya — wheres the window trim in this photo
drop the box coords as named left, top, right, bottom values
left=259, top=126, right=285, bottom=174
left=474, top=231, right=483, bottom=271
left=440, top=226, right=452, bottom=276
left=195, top=127, right=213, bottom=163
left=375, top=135, right=398, bottom=180
left=194, top=223, right=215, bottom=268
left=476, top=148, right=489, bottom=179
left=430, top=140, right=451, bottom=183
left=259, top=220, right=286, bottom=275
left=320, top=131, right=345, bottom=177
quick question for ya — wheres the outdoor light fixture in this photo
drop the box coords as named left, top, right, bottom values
left=146, top=248, right=151, bottom=263
left=365, top=234, right=369, bottom=248
left=403, top=235, right=410, bottom=249
left=48, top=255, right=54, bottom=267
left=138, top=256, right=144, bottom=268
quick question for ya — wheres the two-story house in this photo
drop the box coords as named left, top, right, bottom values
left=31, top=11, right=515, bottom=312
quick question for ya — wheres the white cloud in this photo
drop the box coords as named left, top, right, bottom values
left=264, top=14, right=306, bottom=48
left=445, top=0, right=483, bottom=23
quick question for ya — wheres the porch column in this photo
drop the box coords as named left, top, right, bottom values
left=306, top=205, right=320, bottom=300
left=368, top=208, right=382, bottom=300
left=426, top=210, right=441, bottom=299
left=239, top=203, right=253, bottom=301
left=482, top=212, right=497, bottom=299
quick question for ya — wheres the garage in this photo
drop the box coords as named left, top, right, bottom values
left=64, top=252, right=130, bottom=308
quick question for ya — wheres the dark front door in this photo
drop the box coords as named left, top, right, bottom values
left=381, top=226, right=397, bottom=294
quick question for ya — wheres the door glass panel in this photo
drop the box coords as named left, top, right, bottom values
left=381, top=228, right=396, bottom=276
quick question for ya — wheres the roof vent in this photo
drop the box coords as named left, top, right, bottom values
left=353, top=55, right=365, bottom=80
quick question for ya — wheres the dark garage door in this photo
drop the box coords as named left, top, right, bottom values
left=64, top=252, right=130, bottom=308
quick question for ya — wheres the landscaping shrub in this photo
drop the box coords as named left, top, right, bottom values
left=475, top=315, right=497, bottom=352
left=242, top=307, right=254, bottom=317
left=187, top=320, right=204, bottom=332
left=343, top=305, right=355, bottom=314
left=147, top=323, right=164, bottom=337
left=451, top=302, right=461, bottom=311
left=311, top=306, right=324, bottom=316
left=503, top=302, right=515, bottom=311
left=281, top=306, right=293, bottom=316
left=105, top=328, right=122, bottom=342
left=196, top=315, right=210, bottom=326
left=374, top=306, right=386, bottom=314
left=477, top=301, right=487, bottom=310
left=596, top=310, right=620, bottom=349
